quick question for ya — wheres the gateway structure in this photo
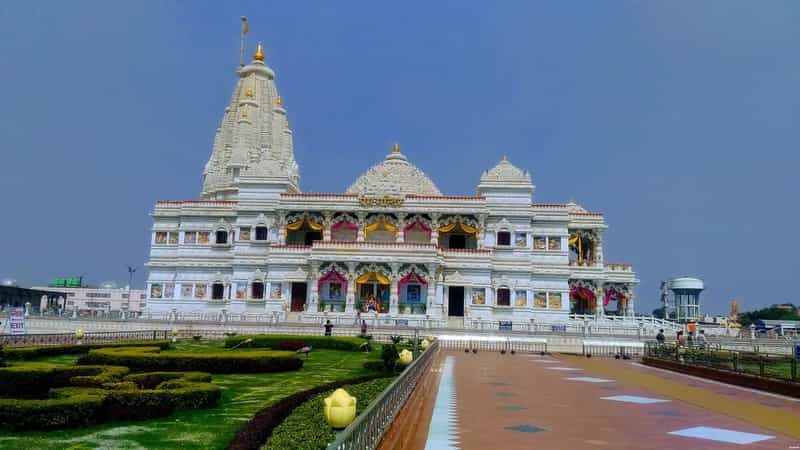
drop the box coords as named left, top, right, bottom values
left=145, top=41, right=638, bottom=328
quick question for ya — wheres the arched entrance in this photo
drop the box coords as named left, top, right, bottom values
left=356, top=271, right=390, bottom=312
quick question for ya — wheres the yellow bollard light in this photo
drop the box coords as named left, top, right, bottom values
left=74, top=328, right=85, bottom=339
left=420, top=339, right=430, bottom=350
left=398, top=349, right=413, bottom=366
left=324, top=388, right=357, bottom=429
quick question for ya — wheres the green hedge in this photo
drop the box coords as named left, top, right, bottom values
left=263, top=377, right=394, bottom=450
left=124, top=371, right=212, bottom=389
left=225, top=334, right=366, bottom=352
left=1, top=340, right=172, bottom=360
left=0, top=370, right=220, bottom=430
left=77, top=346, right=304, bottom=374
left=0, top=364, right=129, bottom=397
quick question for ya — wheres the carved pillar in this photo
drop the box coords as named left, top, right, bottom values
left=276, top=210, right=287, bottom=245
left=396, top=213, right=406, bottom=243
left=356, top=212, right=367, bottom=242
left=322, top=211, right=333, bottom=241
left=626, top=288, right=636, bottom=316
left=430, top=213, right=440, bottom=246
left=595, top=285, right=605, bottom=317
left=478, top=214, right=487, bottom=249
left=309, top=263, right=320, bottom=310
left=435, top=272, right=444, bottom=314
left=345, top=262, right=357, bottom=313
left=594, top=232, right=604, bottom=267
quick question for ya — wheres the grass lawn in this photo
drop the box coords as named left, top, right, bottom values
left=0, top=340, right=382, bottom=450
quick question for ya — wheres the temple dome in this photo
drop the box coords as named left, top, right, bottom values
left=347, top=144, right=441, bottom=197
left=480, top=156, right=531, bottom=184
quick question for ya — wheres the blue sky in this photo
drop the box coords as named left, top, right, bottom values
left=1, top=1, right=798, bottom=314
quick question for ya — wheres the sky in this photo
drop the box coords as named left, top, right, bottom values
left=1, top=1, right=798, bottom=315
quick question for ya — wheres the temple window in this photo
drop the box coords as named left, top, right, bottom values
left=331, top=220, right=357, bottom=241
left=163, top=283, right=174, bottom=299
left=211, top=283, right=225, bottom=300
left=514, top=232, right=527, bottom=248
left=235, top=285, right=246, bottom=299
left=150, top=284, right=163, bottom=299
left=438, top=221, right=478, bottom=249
left=548, top=236, right=562, bottom=250
left=404, top=221, right=431, bottom=243
left=194, top=284, right=207, bottom=299
left=534, top=292, right=547, bottom=308
left=251, top=281, right=264, bottom=299
left=549, top=292, right=563, bottom=309
left=448, top=234, right=466, bottom=249
left=215, top=230, right=229, bottom=244
left=318, top=269, right=347, bottom=303
left=255, top=226, right=268, bottom=241
left=496, top=288, right=511, bottom=306
left=240, top=227, right=251, bottom=241
left=154, top=232, right=168, bottom=245
left=471, top=288, right=486, bottom=305
left=365, top=220, right=397, bottom=242
left=533, top=236, right=546, bottom=250
left=497, top=231, right=511, bottom=246
left=286, top=217, right=323, bottom=246
left=515, top=290, right=527, bottom=307
left=197, top=232, right=210, bottom=244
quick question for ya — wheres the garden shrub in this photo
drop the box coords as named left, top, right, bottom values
left=272, top=341, right=307, bottom=351
left=0, top=340, right=172, bottom=360
left=70, top=366, right=131, bottom=388
left=262, top=377, right=394, bottom=450
left=224, top=335, right=366, bottom=352
left=78, top=346, right=303, bottom=373
left=0, top=369, right=220, bottom=430
left=0, top=364, right=126, bottom=397
left=124, top=371, right=212, bottom=389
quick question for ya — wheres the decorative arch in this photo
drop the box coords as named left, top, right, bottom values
left=365, top=214, right=398, bottom=242
left=285, top=212, right=324, bottom=231
left=568, top=229, right=599, bottom=265
left=331, top=213, right=358, bottom=241
left=569, top=279, right=598, bottom=314
left=318, top=263, right=348, bottom=301
left=403, top=215, right=432, bottom=242
left=438, top=215, right=479, bottom=236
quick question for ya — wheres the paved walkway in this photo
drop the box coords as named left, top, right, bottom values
left=420, top=351, right=800, bottom=449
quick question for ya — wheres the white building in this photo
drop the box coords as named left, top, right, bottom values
left=145, top=41, right=638, bottom=328
left=31, top=285, right=147, bottom=318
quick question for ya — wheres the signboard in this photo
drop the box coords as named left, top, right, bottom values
left=499, top=320, right=512, bottom=331
left=551, top=325, right=567, bottom=333
left=51, top=277, right=81, bottom=288
left=9, top=307, right=25, bottom=335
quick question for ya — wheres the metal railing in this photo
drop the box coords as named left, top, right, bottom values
left=326, top=340, right=440, bottom=450
left=0, top=329, right=168, bottom=347
left=645, top=342, right=799, bottom=382
left=437, top=336, right=548, bottom=353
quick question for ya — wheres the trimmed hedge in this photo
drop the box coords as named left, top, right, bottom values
left=78, top=346, right=304, bottom=374
left=227, top=375, right=390, bottom=450
left=124, top=371, right=212, bottom=389
left=262, top=377, right=394, bottom=450
left=225, top=335, right=366, bottom=352
left=1, top=340, right=172, bottom=360
left=0, top=369, right=220, bottom=430
left=0, top=364, right=129, bottom=397
left=272, top=341, right=308, bottom=351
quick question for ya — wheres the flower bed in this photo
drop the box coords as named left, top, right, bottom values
left=0, top=363, right=220, bottom=430
left=262, top=377, right=393, bottom=450
left=0, top=340, right=172, bottom=360
left=77, top=346, right=304, bottom=374
left=225, top=335, right=367, bottom=352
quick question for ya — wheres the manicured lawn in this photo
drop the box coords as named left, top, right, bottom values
left=0, top=340, right=381, bottom=450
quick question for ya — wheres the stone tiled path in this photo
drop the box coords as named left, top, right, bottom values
left=418, top=352, right=800, bottom=450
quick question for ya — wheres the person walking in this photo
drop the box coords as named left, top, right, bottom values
left=676, top=330, right=686, bottom=347
left=324, top=319, right=333, bottom=337
left=360, top=319, right=368, bottom=336
left=656, top=329, right=665, bottom=345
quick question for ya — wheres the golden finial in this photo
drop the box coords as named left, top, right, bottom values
left=245, top=88, right=254, bottom=97
left=392, top=142, right=400, bottom=153
left=254, top=41, right=265, bottom=61
left=276, top=96, right=283, bottom=106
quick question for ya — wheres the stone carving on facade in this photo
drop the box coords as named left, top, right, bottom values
left=480, top=157, right=532, bottom=184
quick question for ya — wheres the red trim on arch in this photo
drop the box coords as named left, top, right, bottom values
left=403, top=221, right=431, bottom=241
left=397, top=272, right=427, bottom=295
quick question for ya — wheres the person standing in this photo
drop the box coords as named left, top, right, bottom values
left=360, top=319, right=368, bottom=336
left=324, top=319, right=333, bottom=337
left=697, top=329, right=707, bottom=349
left=656, top=329, right=665, bottom=345
left=676, top=330, right=686, bottom=347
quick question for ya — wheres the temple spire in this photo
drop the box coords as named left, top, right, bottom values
left=254, top=41, right=265, bottom=61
